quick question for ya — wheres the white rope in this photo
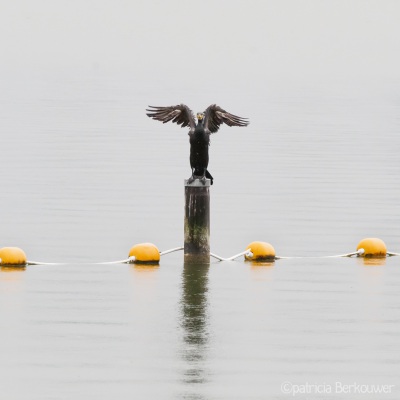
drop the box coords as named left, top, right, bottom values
left=226, top=249, right=253, bottom=261
left=17, top=247, right=400, bottom=267
left=99, top=247, right=184, bottom=264
left=159, top=246, right=184, bottom=256
left=95, top=257, right=134, bottom=265
left=210, top=249, right=253, bottom=261
left=26, top=261, right=66, bottom=265
left=322, top=249, right=365, bottom=258
left=97, top=247, right=184, bottom=265
left=275, top=249, right=365, bottom=260
left=25, top=248, right=183, bottom=266
left=209, top=253, right=225, bottom=261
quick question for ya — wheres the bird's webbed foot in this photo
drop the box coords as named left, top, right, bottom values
left=187, top=175, right=195, bottom=184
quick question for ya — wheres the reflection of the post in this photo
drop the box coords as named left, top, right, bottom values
left=180, top=262, right=210, bottom=390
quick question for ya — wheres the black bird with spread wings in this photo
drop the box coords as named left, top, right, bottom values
left=146, top=104, right=249, bottom=185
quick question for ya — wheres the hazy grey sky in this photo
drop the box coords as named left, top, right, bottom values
left=1, top=0, right=400, bottom=86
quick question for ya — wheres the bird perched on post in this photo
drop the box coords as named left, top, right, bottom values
left=146, top=104, right=249, bottom=185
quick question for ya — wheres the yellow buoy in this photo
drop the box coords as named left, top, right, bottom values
left=245, top=241, right=275, bottom=261
left=129, top=243, right=160, bottom=264
left=356, top=238, right=387, bottom=258
left=0, top=247, right=27, bottom=265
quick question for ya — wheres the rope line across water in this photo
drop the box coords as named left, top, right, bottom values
left=20, top=246, right=399, bottom=266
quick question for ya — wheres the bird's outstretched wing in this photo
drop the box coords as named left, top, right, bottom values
left=146, top=104, right=196, bottom=130
left=203, top=104, right=249, bottom=134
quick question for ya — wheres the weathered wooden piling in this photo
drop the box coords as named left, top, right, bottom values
left=184, top=179, right=210, bottom=264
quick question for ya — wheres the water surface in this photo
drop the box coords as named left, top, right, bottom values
left=1, top=2, right=400, bottom=398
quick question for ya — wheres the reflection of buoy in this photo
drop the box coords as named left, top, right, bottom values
left=360, top=257, right=386, bottom=267
left=245, top=241, right=275, bottom=261
left=0, top=247, right=27, bottom=265
left=357, top=238, right=387, bottom=258
left=129, top=243, right=160, bottom=264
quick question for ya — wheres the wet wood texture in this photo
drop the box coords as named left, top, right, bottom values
left=184, top=181, right=210, bottom=264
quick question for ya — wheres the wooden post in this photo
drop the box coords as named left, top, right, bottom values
left=184, top=179, right=210, bottom=264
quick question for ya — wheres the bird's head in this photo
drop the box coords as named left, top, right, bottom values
left=196, top=112, right=205, bottom=121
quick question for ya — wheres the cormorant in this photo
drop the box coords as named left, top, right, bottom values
left=146, top=104, right=249, bottom=184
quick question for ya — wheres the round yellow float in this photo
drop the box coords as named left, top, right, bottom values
left=0, top=247, right=27, bottom=265
left=356, top=238, right=387, bottom=258
left=245, top=241, right=275, bottom=261
left=129, top=243, right=160, bottom=264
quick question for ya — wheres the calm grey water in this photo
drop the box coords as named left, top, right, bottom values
left=1, top=1, right=400, bottom=399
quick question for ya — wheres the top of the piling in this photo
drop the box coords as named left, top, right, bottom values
left=184, top=179, right=211, bottom=187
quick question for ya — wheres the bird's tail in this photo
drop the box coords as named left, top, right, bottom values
left=205, top=170, right=213, bottom=185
